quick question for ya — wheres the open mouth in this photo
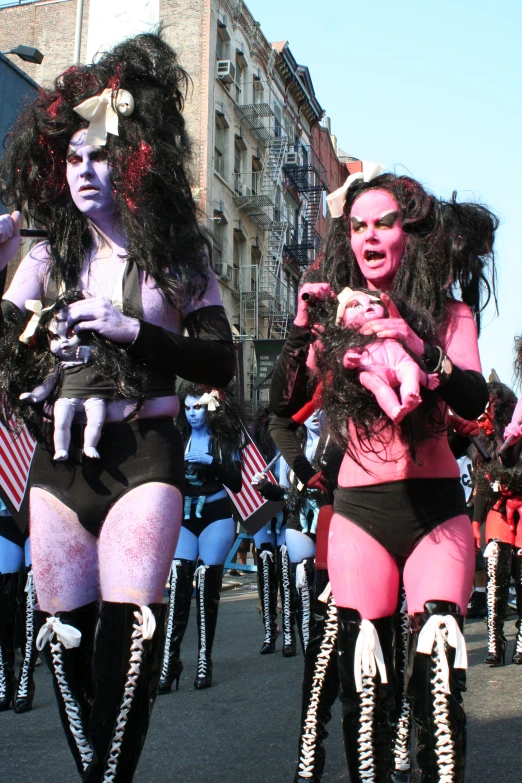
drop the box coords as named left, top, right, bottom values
left=364, top=250, right=385, bottom=262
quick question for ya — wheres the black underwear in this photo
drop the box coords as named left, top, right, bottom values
left=334, top=478, right=467, bottom=565
left=30, top=418, right=185, bottom=537
left=182, top=495, right=233, bottom=538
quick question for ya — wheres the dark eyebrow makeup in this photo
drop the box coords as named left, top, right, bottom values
left=377, top=210, right=399, bottom=227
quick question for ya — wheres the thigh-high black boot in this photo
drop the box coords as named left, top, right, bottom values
left=407, top=601, right=467, bottom=783
left=83, top=601, right=167, bottom=783
left=512, top=548, right=522, bottom=664
left=158, top=559, right=195, bottom=693
left=294, top=575, right=339, bottom=783
left=293, top=557, right=316, bottom=656
left=484, top=540, right=511, bottom=665
left=14, top=567, right=38, bottom=713
left=0, top=572, right=19, bottom=711
left=194, top=563, right=223, bottom=689
left=391, top=598, right=413, bottom=783
left=34, top=602, right=99, bottom=775
left=257, top=545, right=278, bottom=654
left=337, top=607, right=397, bottom=782
left=278, top=544, right=296, bottom=657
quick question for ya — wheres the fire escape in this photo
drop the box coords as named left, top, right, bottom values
left=233, top=97, right=290, bottom=341
left=283, top=144, right=328, bottom=267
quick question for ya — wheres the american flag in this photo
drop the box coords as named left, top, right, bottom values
left=225, top=428, right=284, bottom=535
left=0, top=419, right=36, bottom=515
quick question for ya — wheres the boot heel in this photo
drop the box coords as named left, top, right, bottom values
left=175, top=673, right=181, bottom=691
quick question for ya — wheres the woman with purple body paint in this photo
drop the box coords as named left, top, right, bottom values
left=0, top=34, right=234, bottom=781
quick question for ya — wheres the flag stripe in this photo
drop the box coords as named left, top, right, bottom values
left=0, top=418, right=36, bottom=512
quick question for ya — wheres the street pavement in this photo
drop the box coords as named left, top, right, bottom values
left=1, top=578, right=521, bottom=782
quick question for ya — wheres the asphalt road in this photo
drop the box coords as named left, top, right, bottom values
left=1, top=581, right=521, bottom=782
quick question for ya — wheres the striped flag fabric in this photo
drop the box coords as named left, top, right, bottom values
left=0, top=418, right=36, bottom=519
left=225, top=427, right=284, bottom=535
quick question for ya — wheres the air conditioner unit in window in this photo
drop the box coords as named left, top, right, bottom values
left=285, top=150, right=303, bottom=167
left=217, top=60, right=235, bottom=84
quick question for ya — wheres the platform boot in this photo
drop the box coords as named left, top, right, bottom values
left=0, top=572, right=19, bottom=711
left=407, top=601, right=467, bottom=783
left=13, top=567, right=38, bottom=713
left=278, top=544, right=296, bottom=657
left=158, top=559, right=195, bottom=693
left=293, top=556, right=316, bottom=655
left=391, top=597, right=413, bottom=783
left=512, top=548, right=522, bottom=664
left=294, top=575, right=339, bottom=783
left=257, top=545, right=278, bottom=654
left=194, top=563, right=223, bottom=689
left=83, top=601, right=167, bottom=782
left=484, top=540, right=511, bottom=665
left=337, top=607, right=397, bottom=782
left=35, top=602, right=99, bottom=775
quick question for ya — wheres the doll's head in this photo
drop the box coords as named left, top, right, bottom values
left=338, top=290, right=386, bottom=330
left=47, top=311, right=82, bottom=360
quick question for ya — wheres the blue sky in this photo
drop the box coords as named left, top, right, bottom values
left=246, top=0, right=522, bottom=389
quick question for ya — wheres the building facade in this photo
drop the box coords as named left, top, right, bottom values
left=0, top=0, right=351, bottom=410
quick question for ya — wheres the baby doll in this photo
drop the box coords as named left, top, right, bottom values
left=184, top=464, right=206, bottom=519
left=19, top=306, right=106, bottom=460
left=336, top=288, right=439, bottom=424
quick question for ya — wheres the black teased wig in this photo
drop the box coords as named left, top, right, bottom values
left=177, top=382, right=246, bottom=472
left=320, top=174, right=498, bottom=334
left=1, top=30, right=209, bottom=308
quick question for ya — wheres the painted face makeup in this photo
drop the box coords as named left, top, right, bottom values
left=341, top=292, right=386, bottom=330
left=350, top=190, right=406, bottom=290
left=48, top=312, right=81, bottom=360
left=185, top=395, right=208, bottom=430
left=305, top=410, right=324, bottom=437
left=66, top=130, right=115, bottom=223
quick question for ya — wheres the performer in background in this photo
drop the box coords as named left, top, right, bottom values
left=158, top=383, right=243, bottom=693
left=0, top=32, right=234, bottom=781
left=271, top=169, right=496, bottom=782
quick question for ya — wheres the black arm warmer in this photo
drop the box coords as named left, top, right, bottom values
left=258, top=482, right=287, bottom=502
left=438, top=367, right=488, bottom=421
left=269, top=324, right=313, bottom=417
left=268, top=413, right=316, bottom=486
left=210, top=458, right=242, bottom=494
left=127, top=305, right=235, bottom=388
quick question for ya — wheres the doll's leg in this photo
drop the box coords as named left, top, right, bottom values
left=328, top=514, right=399, bottom=780
left=82, top=398, right=106, bottom=459
left=183, top=496, right=192, bottom=520
left=86, top=483, right=182, bottom=781
left=359, top=370, right=405, bottom=423
left=403, top=515, right=474, bottom=783
left=195, top=495, right=206, bottom=518
left=395, top=362, right=422, bottom=412
left=30, top=488, right=100, bottom=773
left=52, top=398, right=77, bottom=461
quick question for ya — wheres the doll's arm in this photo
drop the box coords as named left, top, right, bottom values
left=19, top=367, right=60, bottom=403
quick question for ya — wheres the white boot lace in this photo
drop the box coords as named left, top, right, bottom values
left=259, top=550, right=275, bottom=644
left=16, top=569, right=36, bottom=699
left=195, top=565, right=209, bottom=678
left=160, top=560, right=180, bottom=681
left=296, top=560, right=311, bottom=653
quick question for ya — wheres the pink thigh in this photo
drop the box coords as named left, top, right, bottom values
left=98, top=482, right=182, bottom=604
left=328, top=513, right=400, bottom=619
left=403, top=515, right=475, bottom=615
left=30, top=488, right=99, bottom=613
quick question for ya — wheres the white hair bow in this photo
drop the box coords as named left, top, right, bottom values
left=73, top=88, right=135, bottom=147
left=326, top=161, right=385, bottom=219
left=19, top=299, right=53, bottom=344
left=198, top=390, right=220, bottom=411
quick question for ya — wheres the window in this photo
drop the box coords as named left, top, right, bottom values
left=251, top=247, right=261, bottom=292
left=253, top=76, right=264, bottom=105
left=251, top=155, right=262, bottom=195
left=232, top=233, right=243, bottom=289
left=235, top=56, right=243, bottom=103
left=214, top=116, right=226, bottom=177
left=213, top=215, right=224, bottom=271
left=273, top=101, right=283, bottom=138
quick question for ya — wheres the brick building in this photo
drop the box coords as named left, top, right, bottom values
left=0, top=0, right=352, bottom=409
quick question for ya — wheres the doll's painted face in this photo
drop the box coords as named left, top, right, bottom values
left=341, top=292, right=386, bottom=330
left=350, top=190, right=406, bottom=289
left=185, top=395, right=208, bottom=430
left=48, top=312, right=81, bottom=360
left=66, top=130, right=114, bottom=222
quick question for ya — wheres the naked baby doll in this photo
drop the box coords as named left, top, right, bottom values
left=20, top=306, right=106, bottom=460
left=336, top=288, right=439, bottom=424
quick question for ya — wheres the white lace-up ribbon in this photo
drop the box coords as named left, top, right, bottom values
left=484, top=541, right=499, bottom=559
left=326, top=161, right=385, bottom=218
left=354, top=619, right=388, bottom=692
left=195, top=563, right=209, bottom=586
left=317, top=582, right=332, bottom=604
left=296, top=561, right=308, bottom=590
left=197, top=390, right=220, bottom=411
left=259, top=550, right=274, bottom=563
left=36, top=616, right=82, bottom=650
left=417, top=615, right=467, bottom=693
left=73, top=88, right=135, bottom=147
left=138, top=605, right=156, bottom=641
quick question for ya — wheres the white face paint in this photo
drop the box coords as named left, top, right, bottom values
left=48, top=313, right=81, bottom=360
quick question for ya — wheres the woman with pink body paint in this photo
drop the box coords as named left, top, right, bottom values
left=270, top=172, right=497, bottom=782
left=0, top=34, right=234, bottom=782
